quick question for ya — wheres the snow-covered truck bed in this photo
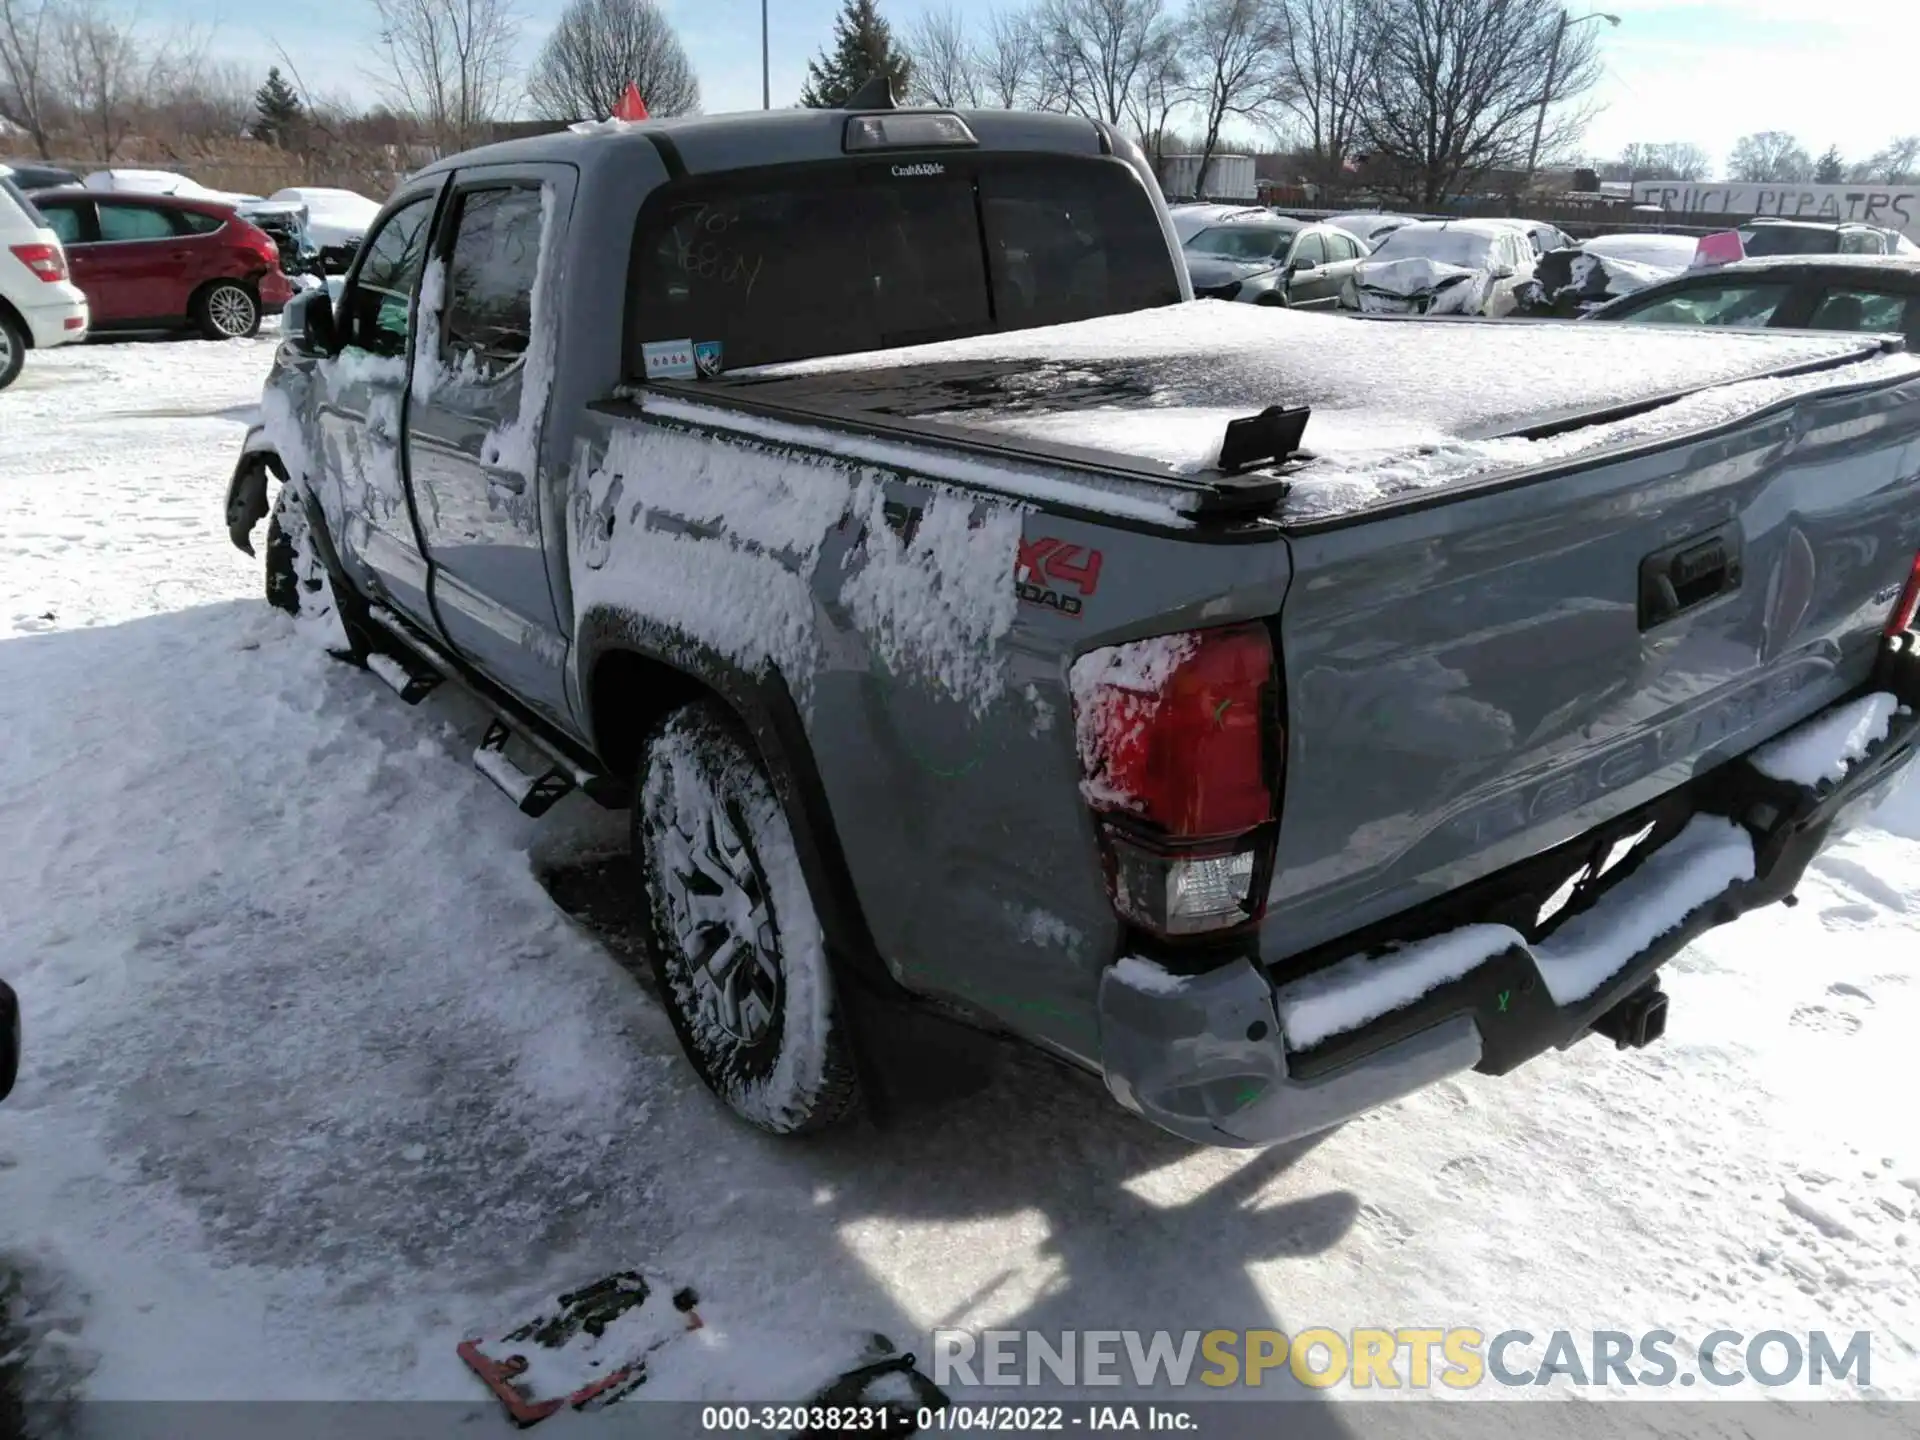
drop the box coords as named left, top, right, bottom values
left=229, top=100, right=1920, bottom=1150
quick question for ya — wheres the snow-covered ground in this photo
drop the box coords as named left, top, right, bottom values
left=2, top=332, right=1918, bottom=1423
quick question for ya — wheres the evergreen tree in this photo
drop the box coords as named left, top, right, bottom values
left=250, top=68, right=304, bottom=145
left=1815, top=144, right=1845, bottom=184
left=799, top=0, right=912, bottom=108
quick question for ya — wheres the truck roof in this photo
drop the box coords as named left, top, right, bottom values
left=674, top=301, right=1916, bottom=524
left=414, top=106, right=1110, bottom=182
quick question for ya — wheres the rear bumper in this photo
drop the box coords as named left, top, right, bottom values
left=1098, top=648, right=1920, bottom=1148
left=259, top=270, right=295, bottom=313
left=19, top=286, right=89, bottom=348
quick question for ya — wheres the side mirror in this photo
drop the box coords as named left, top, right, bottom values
left=0, top=979, right=19, bottom=1104
left=1288, top=257, right=1320, bottom=275
left=284, top=287, right=338, bottom=356
left=1491, top=264, right=1516, bottom=280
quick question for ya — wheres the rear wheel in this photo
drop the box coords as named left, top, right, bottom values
left=0, top=312, right=25, bottom=390
left=194, top=281, right=260, bottom=340
left=634, top=703, right=860, bottom=1136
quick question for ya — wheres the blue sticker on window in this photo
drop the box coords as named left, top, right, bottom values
left=693, top=340, right=724, bottom=378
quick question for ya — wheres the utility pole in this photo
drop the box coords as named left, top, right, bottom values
left=762, top=0, right=771, bottom=108
left=1523, top=10, right=1567, bottom=188
left=1525, top=10, right=1619, bottom=189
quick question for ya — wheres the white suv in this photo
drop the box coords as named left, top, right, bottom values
left=0, top=170, right=90, bottom=390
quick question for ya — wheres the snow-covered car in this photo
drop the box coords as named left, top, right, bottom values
left=1580, top=232, right=1702, bottom=273
left=0, top=173, right=88, bottom=389
left=1496, top=218, right=1576, bottom=256
left=229, top=104, right=1920, bottom=1152
left=237, top=198, right=323, bottom=277
left=1184, top=217, right=1365, bottom=308
left=1324, top=211, right=1417, bottom=246
left=1168, top=202, right=1268, bottom=244
left=268, top=186, right=381, bottom=272
left=1338, top=218, right=1538, bottom=316
left=1513, top=237, right=1691, bottom=319
left=82, top=167, right=261, bottom=207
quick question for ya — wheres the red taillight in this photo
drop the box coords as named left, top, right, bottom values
left=10, top=242, right=67, bottom=283
left=1886, top=551, right=1920, bottom=638
left=1071, top=624, right=1281, bottom=938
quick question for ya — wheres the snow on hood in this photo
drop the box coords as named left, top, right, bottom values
left=1355, top=257, right=1481, bottom=297
left=270, top=188, right=380, bottom=247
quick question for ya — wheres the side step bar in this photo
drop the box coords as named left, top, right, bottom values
left=366, top=651, right=442, bottom=706
left=474, top=719, right=578, bottom=818
left=363, top=604, right=607, bottom=818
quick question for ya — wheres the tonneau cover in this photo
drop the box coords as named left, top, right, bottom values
left=706, top=302, right=1920, bottom=523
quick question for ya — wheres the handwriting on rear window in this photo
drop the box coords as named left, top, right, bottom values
left=665, top=204, right=764, bottom=300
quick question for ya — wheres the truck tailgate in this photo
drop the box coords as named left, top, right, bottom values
left=1262, top=361, right=1920, bottom=963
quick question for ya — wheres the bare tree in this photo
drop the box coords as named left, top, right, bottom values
left=526, top=0, right=696, bottom=121
left=1034, top=0, right=1178, bottom=126
left=1851, top=136, right=1920, bottom=186
left=369, top=0, right=520, bottom=148
left=1181, top=0, right=1289, bottom=198
left=1126, top=25, right=1185, bottom=174
left=0, top=0, right=60, bottom=158
left=1274, top=0, right=1370, bottom=188
left=903, top=5, right=979, bottom=107
left=1659, top=140, right=1709, bottom=181
left=54, top=0, right=142, bottom=161
left=1360, top=0, right=1602, bottom=205
left=977, top=8, right=1038, bottom=108
left=1727, top=131, right=1811, bottom=184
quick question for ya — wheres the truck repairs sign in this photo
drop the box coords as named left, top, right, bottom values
left=1633, top=181, right=1920, bottom=239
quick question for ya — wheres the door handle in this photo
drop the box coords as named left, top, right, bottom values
left=483, top=465, right=526, bottom=494
left=1638, top=524, right=1743, bottom=630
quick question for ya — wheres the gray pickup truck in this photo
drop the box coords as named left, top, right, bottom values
left=225, top=94, right=1920, bottom=1148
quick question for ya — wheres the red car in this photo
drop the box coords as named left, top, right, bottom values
left=27, top=189, right=295, bottom=339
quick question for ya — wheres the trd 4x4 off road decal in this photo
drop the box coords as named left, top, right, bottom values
left=1017, top=538, right=1103, bottom=617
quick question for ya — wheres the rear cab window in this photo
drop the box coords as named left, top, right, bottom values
left=628, top=157, right=1181, bottom=373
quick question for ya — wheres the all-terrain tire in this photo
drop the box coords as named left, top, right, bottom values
left=0, top=311, right=26, bottom=391
left=265, top=478, right=364, bottom=660
left=193, top=281, right=261, bottom=340
left=634, top=703, right=861, bottom=1136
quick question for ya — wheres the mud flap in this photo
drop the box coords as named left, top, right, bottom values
left=458, top=1273, right=949, bottom=1434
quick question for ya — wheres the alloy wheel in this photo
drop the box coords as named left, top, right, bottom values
left=209, top=285, right=256, bottom=338
left=657, top=798, right=782, bottom=1047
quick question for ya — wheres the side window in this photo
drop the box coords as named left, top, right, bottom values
left=1807, top=288, right=1910, bottom=333
left=1611, top=281, right=1793, bottom=328
left=96, top=203, right=175, bottom=242
left=1292, top=232, right=1327, bottom=267
left=439, top=186, right=544, bottom=378
left=343, top=194, right=436, bottom=357
left=37, top=203, right=84, bottom=246
left=176, top=210, right=224, bottom=235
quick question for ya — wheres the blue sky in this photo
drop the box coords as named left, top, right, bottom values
left=171, top=0, right=1913, bottom=178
